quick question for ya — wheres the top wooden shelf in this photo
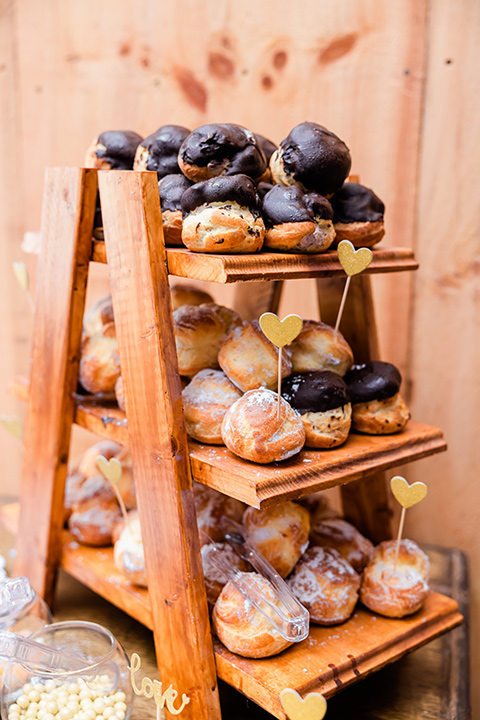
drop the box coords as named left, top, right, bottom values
left=91, top=241, right=418, bottom=284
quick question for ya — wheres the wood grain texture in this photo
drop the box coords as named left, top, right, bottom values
left=14, top=168, right=97, bottom=604
left=99, top=170, right=220, bottom=720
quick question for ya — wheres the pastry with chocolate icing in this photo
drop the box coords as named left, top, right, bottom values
left=270, top=122, right=351, bottom=196
left=157, top=174, right=193, bottom=246
left=262, top=185, right=336, bottom=253
left=282, top=371, right=351, bottom=448
left=134, top=125, right=190, bottom=177
left=331, top=182, right=385, bottom=247
left=345, top=361, right=410, bottom=434
left=85, top=130, right=143, bottom=170
left=178, top=123, right=268, bottom=182
left=254, top=133, right=278, bottom=164
left=181, top=175, right=265, bottom=253
left=289, top=320, right=354, bottom=376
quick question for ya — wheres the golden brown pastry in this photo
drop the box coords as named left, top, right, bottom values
left=331, top=182, right=385, bottom=248
left=243, top=501, right=310, bottom=577
left=112, top=509, right=139, bottom=545
left=289, top=320, right=353, bottom=377
left=114, top=514, right=147, bottom=587
left=213, top=572, right=293, bottom=658
left=200, top=542, right=249, bottom=607
left=182, top=369, right=243, bottom=444
left=173, top=303, right=242, bottom=377
left=78, top=440, right=136, bottom=510
left=309, top=518, right=374, bottom=573
left=85, top=130, right=143, bottom=170
left=218, top=320, right=292, bottom=393
left=64, top=469, right=86, bottom=523
left=298, top=493, right=340, bottom=525
left=194, top=484, right=246, bottom=545
left=115, top=375, right=125, bottom=412
left=78, top=322, right=120, bottom=394
left=181, top=175, right=265, bottom=254
left=221, top=388, right=306, bottom=464
left=281, top=371, right=352, bottom=448
left=83, top=294, right=114, bottom=338
left=288, top=546, right=360, bottom=624
left=345, top=361, right=410, bottom=434
left=68, top=476, right=122, bottom=546
left=360, top=539, right=430, bottom=618
left=170, top=284, right=214, bottom=311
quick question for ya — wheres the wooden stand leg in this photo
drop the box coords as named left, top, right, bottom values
left=15, top=168, right=97, bottom=604
left=233, top=280, right=284, bottom=319
left=317, top=275, right=393, bottom=542
left=99, top=171, right=221, bottom=720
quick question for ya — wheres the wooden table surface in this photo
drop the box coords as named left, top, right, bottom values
left=0, top=524, right=470, bottom=720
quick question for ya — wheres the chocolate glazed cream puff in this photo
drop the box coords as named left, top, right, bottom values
left=157, top=174, right=193, bottom=246
left=181, top=175, right=265, bottom=253
left=85, top=130, right=143, bottom=170
left=282, top=371, right=352, bottom=448
left=331, top=182, right=385, bottom=247
left=178, top=123, right=268, bottom=182
left=270, top=122, right=351, bottom=197
left=345, top=361, right=410, bottom=434
left=134, top=125, right=190, bottom=177
left=262, top=185, right=336, bottom=253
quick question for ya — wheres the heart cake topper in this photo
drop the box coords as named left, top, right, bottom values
left=334, top=240, right=374, bottom=332
left=280, top=689, right=327, bottom=720
left=259, top=313, right=303, bottom=348
left=97, top=455, right=122, bottom=485
left=337, top=240, right=373, bottom=276
left=0, top=415, right=24, bottom=440
left=390, top=475, right=428, bottom=508
left=259, top=313, right=303, bottom=420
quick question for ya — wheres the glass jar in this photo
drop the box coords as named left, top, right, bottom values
left=1, top=621, right=134, bottom=720
left=0, top=578, right=52, bottom=636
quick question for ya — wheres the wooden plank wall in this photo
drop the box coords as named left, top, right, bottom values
left=0, top=0, right=477, bottom=711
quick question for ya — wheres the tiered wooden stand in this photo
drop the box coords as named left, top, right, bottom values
left=12, top=168, right=462, bottom=720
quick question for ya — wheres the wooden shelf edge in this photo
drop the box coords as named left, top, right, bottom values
left=92, top=241, right=418, bottom=283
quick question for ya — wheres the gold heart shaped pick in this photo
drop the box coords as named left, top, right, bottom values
left=97, top=455, right=123, bottom=486
left=390, top=475, right=428, bottom=509
left=13, top=261, right=29, bottom=292
left=337, top=240, right=373, bottom=276
left=0, top=415, right=24, bottom=439
left=259, top=313, right=303, bottom=348
left=280, top=689, right=327, bottom=720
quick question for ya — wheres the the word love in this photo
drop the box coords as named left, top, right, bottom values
left=129, top=653, right=190, bottom=715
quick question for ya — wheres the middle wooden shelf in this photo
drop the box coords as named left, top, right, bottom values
left=12, top=377, right=447, bottom=508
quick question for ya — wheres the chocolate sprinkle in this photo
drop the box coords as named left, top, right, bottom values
left=282, top=371, right=350, bottom=414
left=344, top=361, right=401, bottom=404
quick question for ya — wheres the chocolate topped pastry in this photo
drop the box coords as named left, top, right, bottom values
left=270, top=122, right=351, bottom=197
left=178, top=124, right=268, bottom=183
left=85, top=130, right=143, bottom=170
left=134, top=125, right=190, bottom=177
left=282, top=371, right=350, bottom=414
left=345, top=361, right=401, bottom=404
left=156, top=174, right=193, bottom=246
left=181, top=175, right=265, bottom=254
left=254, top=133, right=278, bottom=163
left=331, top=182, right=385, bottom=247
left=257, top=181, right=274, bottom=200
left=345, top=361, right=409, bottom=435
left=282, top=371, right=351, bottom=448
left=262, top=185, right=335, bottom=254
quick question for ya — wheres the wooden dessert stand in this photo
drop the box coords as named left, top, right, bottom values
left=11, top=168, right=462, bottom=720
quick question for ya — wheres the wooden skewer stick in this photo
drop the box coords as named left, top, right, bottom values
left=277, top=347, right=283, bottom=421
left=334, top=275, right=351, bottom=332
left=97, top=455, right=130, bottom=530
left=393, top=506, right=406, bottom=574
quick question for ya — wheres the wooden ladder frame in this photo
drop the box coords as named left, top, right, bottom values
left=15, top=167, right=393, bottom=720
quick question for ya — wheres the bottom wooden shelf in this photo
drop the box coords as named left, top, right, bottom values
left=1, top=503, right=462, bottom=720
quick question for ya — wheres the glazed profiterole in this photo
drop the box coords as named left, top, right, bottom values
left=282, top=371, right=352, bottom=448
left=157, top=173, right=193, bottom=245
left=345, top=361, right=410, bottom=434
left=309, top=518, right=374, bottom=573
left=134, top=124, right=190, bottom=177
left=270, top=122, right=351, bottom=196
left=170, top=283, right=214, bottom=310
left=182, top=369, right=243, bottom=444
left=181, top=175, right=265, bottom=253
left=85, top=130, right=143, bottom=170
left=289, top=320, right=354, bottom=376
left=178, top=123, right=268, bottom=182
left=221, top=388, right=306, bottom=464
left=331, top=182, right=385, bottom=247
left=262, top=185, right=336, bottom=253
left=78, top=322, right=120, bottom=394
